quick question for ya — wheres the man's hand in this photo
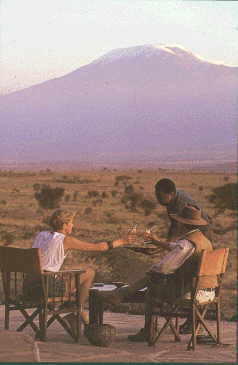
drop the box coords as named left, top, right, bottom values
left=143, top=230, right=161, bottom=243
left=111, top=228, right=138, bottom=248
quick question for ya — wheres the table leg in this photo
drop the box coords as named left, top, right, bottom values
left=89, top=289, right=104, bottom=326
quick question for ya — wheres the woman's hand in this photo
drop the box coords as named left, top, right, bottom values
left=111, top=229, right=138, bottom=248
left=111, top=238, right=126, bottom=248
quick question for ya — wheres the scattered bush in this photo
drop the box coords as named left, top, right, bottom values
left=207, top=183, right=237, bottom=212
left=104, top=211, right=120, bottom=224
left=84, top=207, right=93, bottom=215
left=88, top=191, right=100, bottom=198
left=114, top=175, right=132, bottom=186
left=140, top=199, right=156, bottom=216
left=55, top=176, right=93, bottom=184
left=121, top=192, right=144, bottom=211
left=92, top=199, right=103, bottom=207
left=33, top=183, right=41, bottom=191
left=64, top=194, right=71, bottom=203
left=34, top=184, right=65, bottom=210
left=124, top=184, right=134, bottom=194
left=73, top=191, right=79, bottom=201
left=0, top=231, right=16, bottom=244
left=22, top=230, right=35, bottom=240
left=101, top=192, right=108, bottom=199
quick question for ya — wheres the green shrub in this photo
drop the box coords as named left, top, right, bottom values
left=34, top=184, right=65, bottom=209
left=33, top=183, right=41, bottom=191
left=0, top=231, right=16, bottom=244
left=140, top=199, right=156, bottom=216
left=84, top=207, right=93, bottom=215
left=64, top=194, right=71, bottom=203
left=124, top=184, right=134, bottom=194
left=114, top=175, right=132, bottom=186
left=121, top=192, right=144, bottom=211
left=73, top=191, right=79, bottom=201
left=88, top=191, right=100, bottom=198
left=22, top=230, right=35, bottom=240
left=207, top=183, right=237, bottom=211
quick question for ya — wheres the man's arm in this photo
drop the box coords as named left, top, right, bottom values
left=143, top=231, right=172, bottom=249
left=149, top=239, right=195, bottom=275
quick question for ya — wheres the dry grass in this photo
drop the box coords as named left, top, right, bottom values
left=0, top=168, right=236, bottom=318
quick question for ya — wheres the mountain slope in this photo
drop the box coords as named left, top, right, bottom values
left=0, top=44, right=237, bottom=163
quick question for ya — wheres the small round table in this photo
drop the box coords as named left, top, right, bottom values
left=89, top=282, right=146, bottom=326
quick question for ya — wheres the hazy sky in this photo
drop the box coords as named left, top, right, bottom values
left=1, top=0, right=237, bottom=94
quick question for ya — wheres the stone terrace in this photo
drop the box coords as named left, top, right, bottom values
left=0, top=306, right=236, bottom=363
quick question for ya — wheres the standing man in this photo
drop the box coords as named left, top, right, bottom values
left=127, top=179, right=213, bottom=341
left=154, top=178, right=212, bottom=241
left=99, top=206, right=216, bottom=341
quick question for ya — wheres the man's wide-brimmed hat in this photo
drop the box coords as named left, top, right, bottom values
left=169, top=205, right=208, bottom=226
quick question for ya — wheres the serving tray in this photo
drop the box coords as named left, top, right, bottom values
left=124, top=245, right=161, bottom=255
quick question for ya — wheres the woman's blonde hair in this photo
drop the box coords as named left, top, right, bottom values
left=48, top=209, right=77, bottom=231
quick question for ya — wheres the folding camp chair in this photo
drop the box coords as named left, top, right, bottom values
left=0, top=246, right=85, bottom=342
left=146, top=247, right=229, bottom=350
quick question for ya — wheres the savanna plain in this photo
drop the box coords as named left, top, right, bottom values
left=0, top=167, right=236, bottom=321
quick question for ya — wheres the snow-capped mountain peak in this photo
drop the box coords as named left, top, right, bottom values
left=91, top=44, right=204, bottom=66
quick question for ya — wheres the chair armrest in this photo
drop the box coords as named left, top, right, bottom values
left=42, top=269, right=85, bottom=276
left=58, top=270, right=86, bottom=274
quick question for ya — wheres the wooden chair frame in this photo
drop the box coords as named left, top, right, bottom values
left=0, top=246, right=85, bottom=342
left=146, top=247, right=229, bottom=350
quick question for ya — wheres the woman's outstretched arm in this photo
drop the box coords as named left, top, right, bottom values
left=64, top=236, right=127, bottom=251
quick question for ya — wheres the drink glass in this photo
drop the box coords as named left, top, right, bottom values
left=127, top=223, right=138, bottom=245
left=144, top=225, right=157, bottom=245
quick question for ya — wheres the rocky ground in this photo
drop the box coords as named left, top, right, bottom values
left=0, top=306, right=236, bottom=363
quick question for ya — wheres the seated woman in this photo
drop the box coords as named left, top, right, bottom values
left=26, top=209, right=133, bottom=331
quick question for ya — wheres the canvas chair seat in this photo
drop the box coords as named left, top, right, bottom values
left=146, top=248, right=229, bottom=350
left=0, top=246, right=85, bottom=342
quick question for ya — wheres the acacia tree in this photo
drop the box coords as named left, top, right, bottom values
left=140, top=199, right=156, bottom=216
left=34, top=184, right=65, bottom=210
left=207, top=182, right=237, bottom=216
left=207, top=182, right=237, bottom=235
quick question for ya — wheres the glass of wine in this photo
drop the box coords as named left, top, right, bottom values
left=144, top=224, right=157, bottom=245
left=127, top=223, right=138, bottom=245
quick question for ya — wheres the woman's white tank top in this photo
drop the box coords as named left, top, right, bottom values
left=32, top=231, right=66, bottom=272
